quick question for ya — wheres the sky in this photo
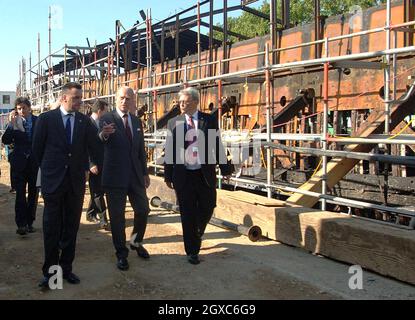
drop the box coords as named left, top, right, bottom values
left=0, top=0, right=262, bottom=91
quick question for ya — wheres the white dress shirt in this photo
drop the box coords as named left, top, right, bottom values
left=60, top=106, right=75, bottom=142
left=116, top=108, right=133, bottom=137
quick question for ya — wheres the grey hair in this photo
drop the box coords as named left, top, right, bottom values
left=178, top=87, right=199, bottom=104
left=116, top=86, right=135, bottom=98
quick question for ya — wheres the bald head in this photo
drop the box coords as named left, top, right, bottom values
left=116, top=86, right=135, bottom=114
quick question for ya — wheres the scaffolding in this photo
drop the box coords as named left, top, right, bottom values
left=17, top=0, right=415, bottom=227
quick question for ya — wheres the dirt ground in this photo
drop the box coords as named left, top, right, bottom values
left=0, top=159, right=414, bottom=300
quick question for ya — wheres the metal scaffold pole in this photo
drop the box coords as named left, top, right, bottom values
left=383, top=0, right=392, bottom=206
left=265, top=43, right=272, bottom=199
left=321, top=61, right=329, bottom=211
left=116, top=20, right=121, bottom=88
left=146, top=9, right=154, bottom=131
left=48, top=6, right=52, bottom=104
left=37, top=33, right=41, bottom=109
left=197, top=1, right=202, bottom=79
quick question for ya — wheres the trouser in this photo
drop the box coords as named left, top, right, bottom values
left=42, top=174, right=84, bottom=276
left=12, top=162, right=39, bottom=228
left=175, top=169, right=216, bottom=256
left=105, top=174, right=150, bottom=260
left=86, top=172, right=107, bottom=222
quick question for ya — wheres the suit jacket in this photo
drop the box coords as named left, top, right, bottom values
left=99, top=110, right=148, bottom=191
left=88, top=116, right=104, bottom=170
left=164, top=111, right=232, bottom=191
left=2, top=115, right=38, bottom=172
left=32, top=108, right=99, bottom=195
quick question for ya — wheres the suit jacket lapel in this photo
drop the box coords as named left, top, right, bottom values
left=113, top=111, right=125, bottom=135
left=197, top=112, right=207, bottom=133
left=176, top=114, right=186, bottom=137
left=90, top=116, right=99, bottom=130
left=71, top=112, right=83, bottom=147
left=131, top=116, right=140, bottom=144
left=30, top=115, right=37, bottom=139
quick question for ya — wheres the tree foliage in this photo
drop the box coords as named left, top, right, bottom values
left=213, top=0, right=386, bottom=42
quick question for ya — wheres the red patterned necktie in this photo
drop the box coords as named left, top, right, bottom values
left=123, top=114, right=132, bottom=144
left=186, top=115, right=197, bottom=147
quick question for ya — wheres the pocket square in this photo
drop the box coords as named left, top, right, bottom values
left=137, top=128, right=141, bottom=131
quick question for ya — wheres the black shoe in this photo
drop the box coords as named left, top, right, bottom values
left=27, top=225, right=35, bottom=233
left=63, top=272, right=80, bottom=284
left=38, top=276, right=50, bottom=290
left=9, top=188, right=15, bottom=193
left=187, top=254, right=200, bottom=265
left=117, top=258, right=129, bottom=271
left=130, top=244, right=150, bottom=259
left=16, top=227, right=27, bottom=236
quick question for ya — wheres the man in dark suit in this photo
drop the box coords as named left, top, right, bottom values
left=86, top=99, right=109, bottom=229
left=100, top=86, right=150, bottom=271
left=1, top=97, right=39, bottom=235
left=164, top=87, right=233, bottom=265
left=32, top=82, right=100, bottom=288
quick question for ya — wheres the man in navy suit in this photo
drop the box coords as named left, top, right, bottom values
left=100, top=86, right=150, bottom=271
left=32, top=82, right=100, bottom=288
left=86, top=99, right=109, bottom=229
left=2, top=97, right=39, bottom=235
left=164, top=87, right=233, bottom=265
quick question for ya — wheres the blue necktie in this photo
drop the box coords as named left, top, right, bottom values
left=23, top=119, right=31, bottom=141
left=65, top=114, right=73, bottom=144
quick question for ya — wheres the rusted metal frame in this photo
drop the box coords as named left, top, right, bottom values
left=314, top=0, right=321, bottom=59
left=152, top=0, right=210, bottom=28
left=282, top=0, right=290, bottom=29
left=199, top=21, right=249, bottom=40
left=137, top=44, right=415, bottom=95
left=160, top=24, right=165, bottom=86
left=153, top=4, right=241, bottom=30
left=404, top=0, right=415, bottom=46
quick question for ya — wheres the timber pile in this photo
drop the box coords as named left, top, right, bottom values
left=147, top=176, right=415, bottom=285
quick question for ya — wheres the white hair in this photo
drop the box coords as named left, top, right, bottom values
left=178, top=87, right=199, bottom=104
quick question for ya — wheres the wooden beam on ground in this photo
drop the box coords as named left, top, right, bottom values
left=274, top=206, right=415, bottom=285
left=287, top=91, right=415, bottom=207
left=146, top=176, right=415, bottom=285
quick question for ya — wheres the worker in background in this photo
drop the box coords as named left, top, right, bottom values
left=1, top=97, right=39, bottom=235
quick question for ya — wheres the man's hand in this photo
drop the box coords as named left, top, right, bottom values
left=90, top=165, right=99, bottom=175
left=9, top=110, right=18, bottom=125
left=165, top=181, right=174, bottom=189
left=144, top=175, right=151, bottom=189
left=222, top=175, right=231, bottom=183
left=101, top=122, right=116, bottom=139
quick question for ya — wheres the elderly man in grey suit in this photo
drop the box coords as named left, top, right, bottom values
left=100, top=86, right=150, bottom=271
